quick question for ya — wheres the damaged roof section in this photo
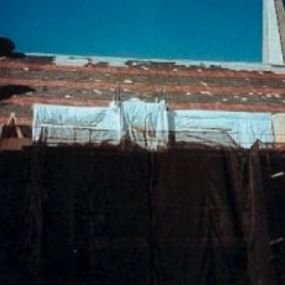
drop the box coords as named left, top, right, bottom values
left=1, top=54, right=285, bottom=150
left=1, top=55, right=285, bottom=127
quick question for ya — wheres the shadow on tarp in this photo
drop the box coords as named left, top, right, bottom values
left=261, top=151, right=285, bottom=285
left=0, top=142, right=283, bottom=284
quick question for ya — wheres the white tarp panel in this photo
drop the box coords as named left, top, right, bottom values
left=33, top=101, right=274, bottom=149
left=169, top=110, right=273, bottom=148
left=32, top=99, right=168, bottom=149
left=121, top=98, right=168, bottom=149
left=273, top=114, right=285, bottom=143
left=33, top=104, right=121, bottom=144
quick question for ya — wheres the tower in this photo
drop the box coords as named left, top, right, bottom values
left=263, top=0, right=285, bottom=65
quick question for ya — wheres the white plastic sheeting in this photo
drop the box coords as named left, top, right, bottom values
left=33, top=100, right=274, bottom=149
left=33, top=104, right=121, bottom=145
left=169, top=110, right=273, bottom=148
left=122, top=98, right=168, bottom=149
left=273, top=114, right=285, bottom=143
left=33, top=99, right=169, bottom=149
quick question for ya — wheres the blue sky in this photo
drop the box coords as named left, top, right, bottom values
left=0, top=0, right=262, bottom=62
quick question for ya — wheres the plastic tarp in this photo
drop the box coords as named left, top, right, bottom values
left=122, top=98, right=168, bottom=149
left=0, top=146, right=278, bottom=284
left=33, top=99, right=169, bottom=149
left=273, top=114, right=285, bottom=143
left=33, top=104, right=121, bottom=145
left=169, top=110, right=273, bottom=148
left=33, top=101, right=274, bottom=149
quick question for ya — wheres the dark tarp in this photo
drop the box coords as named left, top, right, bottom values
left=0, top=144, right=282, bottom=284
left=260, top=150, right=285, bottom=285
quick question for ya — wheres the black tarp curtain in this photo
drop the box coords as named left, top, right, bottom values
left=0, top=144, right=281, bottom=284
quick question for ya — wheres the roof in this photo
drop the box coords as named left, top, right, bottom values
left=1, top=55, right=285, bottom=127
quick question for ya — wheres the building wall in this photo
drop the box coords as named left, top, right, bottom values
left=263, top=0, right=284, bottom=65
left=275, top=0, right=285, bottom=60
